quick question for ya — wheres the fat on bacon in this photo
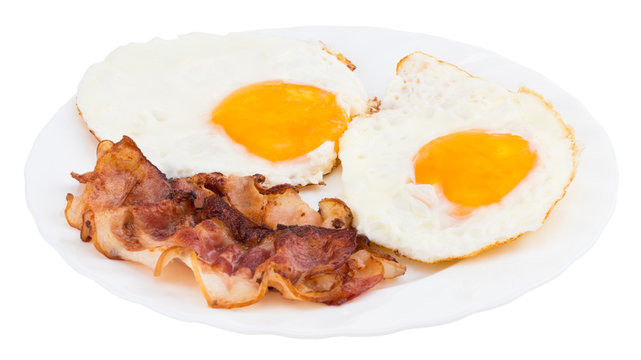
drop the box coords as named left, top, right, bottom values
left=65, top=136, right=405, bottom=308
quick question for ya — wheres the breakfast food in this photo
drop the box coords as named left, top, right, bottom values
left=64, top=30, right=585, bottom=312
left=65, top=136, right=405, bottom=308
left=76, top=32, right=368, bottom=186
left=339, top=52, right=578, bottom=263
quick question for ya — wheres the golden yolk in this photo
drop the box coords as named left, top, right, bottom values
left=414, top=131, right=537, bottom=208
left=211, top=81, right=350, bottom=162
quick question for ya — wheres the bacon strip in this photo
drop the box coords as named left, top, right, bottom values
left=65, top=136, right=405, bottom=308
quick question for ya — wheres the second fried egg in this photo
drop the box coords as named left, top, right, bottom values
left=77, top=32, right=368, bottom=185
left=339, top=52, right=578, bottom=263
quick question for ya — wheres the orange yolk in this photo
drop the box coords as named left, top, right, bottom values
left=414, top=131, right=537, bottom=208
left=211, top=81, right=350, bottom=162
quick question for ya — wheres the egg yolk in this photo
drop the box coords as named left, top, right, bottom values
left=414, top=131, right=537, bottom=208
left=211, top=81, right=350, bottom=162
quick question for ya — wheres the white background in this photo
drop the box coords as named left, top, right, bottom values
left=2, top=0, right=639, bottom=358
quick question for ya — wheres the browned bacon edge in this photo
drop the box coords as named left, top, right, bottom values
left=65, top=136, right=405, bottom=308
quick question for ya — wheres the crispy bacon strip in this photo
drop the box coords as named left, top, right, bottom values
left=65, top=136, right=405, bottom=308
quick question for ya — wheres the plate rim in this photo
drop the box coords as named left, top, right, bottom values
left=25, top=25, right=618, bottom=338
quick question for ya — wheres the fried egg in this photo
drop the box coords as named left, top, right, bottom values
left=77, top=32, right=368, bottom=185
left=339, top=52, right=578, bottom=263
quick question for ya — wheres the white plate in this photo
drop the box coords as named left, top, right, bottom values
left=25, top=26, right=617, bottom=338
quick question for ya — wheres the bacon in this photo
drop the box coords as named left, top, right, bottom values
left=65, top=136, right=405, bottom=308
left=198, top=195, right=272, bottom=247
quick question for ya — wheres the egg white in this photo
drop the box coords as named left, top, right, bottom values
left=77, top=32, right=368, bottom=185
left=339, top=52, right=578, bottom=263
